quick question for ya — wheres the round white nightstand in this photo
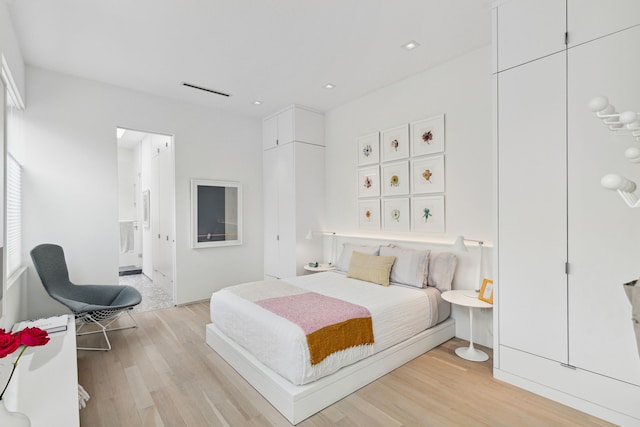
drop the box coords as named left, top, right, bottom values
left=303, top=264, right=336, bottom=273
left=441, top=289, right=493, bottom=362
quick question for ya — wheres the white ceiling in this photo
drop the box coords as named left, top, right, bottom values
left=5, top=0, right=492, bottom=118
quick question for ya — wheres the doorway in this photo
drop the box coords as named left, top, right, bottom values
left=117, top=127, right=175, bottom=312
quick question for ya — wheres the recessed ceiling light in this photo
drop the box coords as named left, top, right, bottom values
left=253, top=100, right=263, bottom=105
left=402, top=40, right=420, bottom=51
left=324, top=83, right=336, bottom=89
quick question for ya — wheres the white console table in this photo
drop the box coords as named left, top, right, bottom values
left=5, top=315, right=79, bottom=427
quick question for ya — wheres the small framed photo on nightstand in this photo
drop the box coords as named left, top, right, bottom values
left=478, top=279, right=494, bottom=304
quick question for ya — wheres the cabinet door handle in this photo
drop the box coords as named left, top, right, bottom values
left=276, top=138, right=279, bottom=145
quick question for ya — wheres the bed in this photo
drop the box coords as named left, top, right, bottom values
left=206, top=243, right=457, bottom=424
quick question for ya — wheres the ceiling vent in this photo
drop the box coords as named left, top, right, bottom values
left=182, top=82, right=231, bottom=97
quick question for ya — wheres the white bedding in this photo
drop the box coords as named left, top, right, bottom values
left=210, top=271, right=447, bottom=385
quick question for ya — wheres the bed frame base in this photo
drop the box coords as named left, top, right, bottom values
left=205, top=318, right=455, bottom=425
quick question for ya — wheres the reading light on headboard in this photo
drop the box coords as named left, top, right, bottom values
left=305, top=230, right=337, bottom=265
left=452, top=236, right=484, bottom=292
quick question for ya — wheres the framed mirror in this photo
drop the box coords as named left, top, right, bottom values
left=191, top=179, right=242, bottom=248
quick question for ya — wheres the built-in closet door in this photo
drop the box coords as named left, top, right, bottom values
left=567, top=0, right=640, bottom=48
left=277, top=144, right=296, bottom=277
left=150, top=136, right=173, bottom=294
left=263, top=116, right=278, bottom=150
left=567, top=25, right=640, bottom=386
left=497, top=51, right=568, bottom=362
left=262, top=109, right=295, bottom=150
left=263, top=143, right=295, bottom=279
left=157, top=140, right=173, bottom=289
left=495, top=0, right=566, bottom=72
left=263, top=147, right=279, bottom=278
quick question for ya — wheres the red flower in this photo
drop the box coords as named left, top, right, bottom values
left=18, top=327, right=50, bottom=347
left=0, top=329, right=21, bottom=358
left=0, top=326, right=50, bottom=400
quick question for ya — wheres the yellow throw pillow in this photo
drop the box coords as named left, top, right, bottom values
left=347, top=251, right=396, bottom=286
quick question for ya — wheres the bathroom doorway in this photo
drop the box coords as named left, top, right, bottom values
left=117, top=127, right=175, bottom=311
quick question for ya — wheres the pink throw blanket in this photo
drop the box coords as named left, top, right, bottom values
left=256, top=291, right=374, bottom=365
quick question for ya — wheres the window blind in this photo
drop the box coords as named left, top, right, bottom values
left=7, top=153, right=22, bottom=277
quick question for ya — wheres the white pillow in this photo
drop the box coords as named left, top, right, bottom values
left=379, top=246, right=430, bottom=288
left=335, top=243, right=380, bottom=272
left=427, top=251, right=457, bottom=293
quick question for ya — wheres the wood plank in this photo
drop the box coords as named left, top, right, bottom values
left=78, top=302, right=614, bottom=427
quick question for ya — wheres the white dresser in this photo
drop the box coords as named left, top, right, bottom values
left=5, top=315, right=79, bottom=427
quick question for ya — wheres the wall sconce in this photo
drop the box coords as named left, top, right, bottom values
left=305, top=230, right=337, bottom=265
left=452, top=236, right=484, bottom=292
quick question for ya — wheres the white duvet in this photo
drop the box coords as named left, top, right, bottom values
left=209, top=271, right=444, bottom=385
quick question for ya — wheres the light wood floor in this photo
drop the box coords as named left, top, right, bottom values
left=77, top=302, right=614, bottom=427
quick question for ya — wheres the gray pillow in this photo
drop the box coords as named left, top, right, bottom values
left=335, top=243, right=380, bottom=272
left=427, top=251, right=457, bottom=293
left=379, top=246, right=430, bottom=288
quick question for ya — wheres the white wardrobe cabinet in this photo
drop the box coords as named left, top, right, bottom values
left=495, top=0, right=640, bottom=73
left=494, top=0, right=566, bottom=72
left=263, top=105, right=325, bottom=279
left=263, top=108, right=292, bottom=150
left=497, top=50, right=568, bottom=363
left=262, top=106, right=324, bottom=150
left=263, top=142, right=325, bottom=279
left=567, top=0, right=640, bottom=48
left=494, top=1, right=640, bottom=423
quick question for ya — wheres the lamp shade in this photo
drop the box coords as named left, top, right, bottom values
left=452, top=235, right=468, bottom=252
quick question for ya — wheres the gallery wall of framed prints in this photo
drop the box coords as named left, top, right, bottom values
left=356, top=114, right=445, bottom=233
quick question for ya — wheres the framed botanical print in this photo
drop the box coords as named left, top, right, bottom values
left=357, top=132, right=380, bottom=166
left=357, top=166, right=380, bottom=198
left=411, top=154, right=445, bottom=194
left=411, top=195, right=445, bottom=233
left=381, top=161, right=409, bottom=197
left=382, top=197, right=410, bottom=231
left=381, top=124, right=409, bottom=162
left=410, top=114, right=445, bottom=157
left=358, top=199, right=381, bottom=230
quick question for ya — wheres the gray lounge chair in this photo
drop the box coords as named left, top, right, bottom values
left=30, top=243, right=142, bottom=351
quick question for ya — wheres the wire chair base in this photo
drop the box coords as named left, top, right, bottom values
left=75, top=308, right=138, bottom=351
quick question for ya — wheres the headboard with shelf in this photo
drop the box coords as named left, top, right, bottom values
left=319, top=233, right=492, bottom=293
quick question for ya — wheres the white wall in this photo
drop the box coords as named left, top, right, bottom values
left=324, top=46, right=494, bottom=346
left=0, top=2, right=25, bottom=105
left=22, top=66, right=263, bottom=317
